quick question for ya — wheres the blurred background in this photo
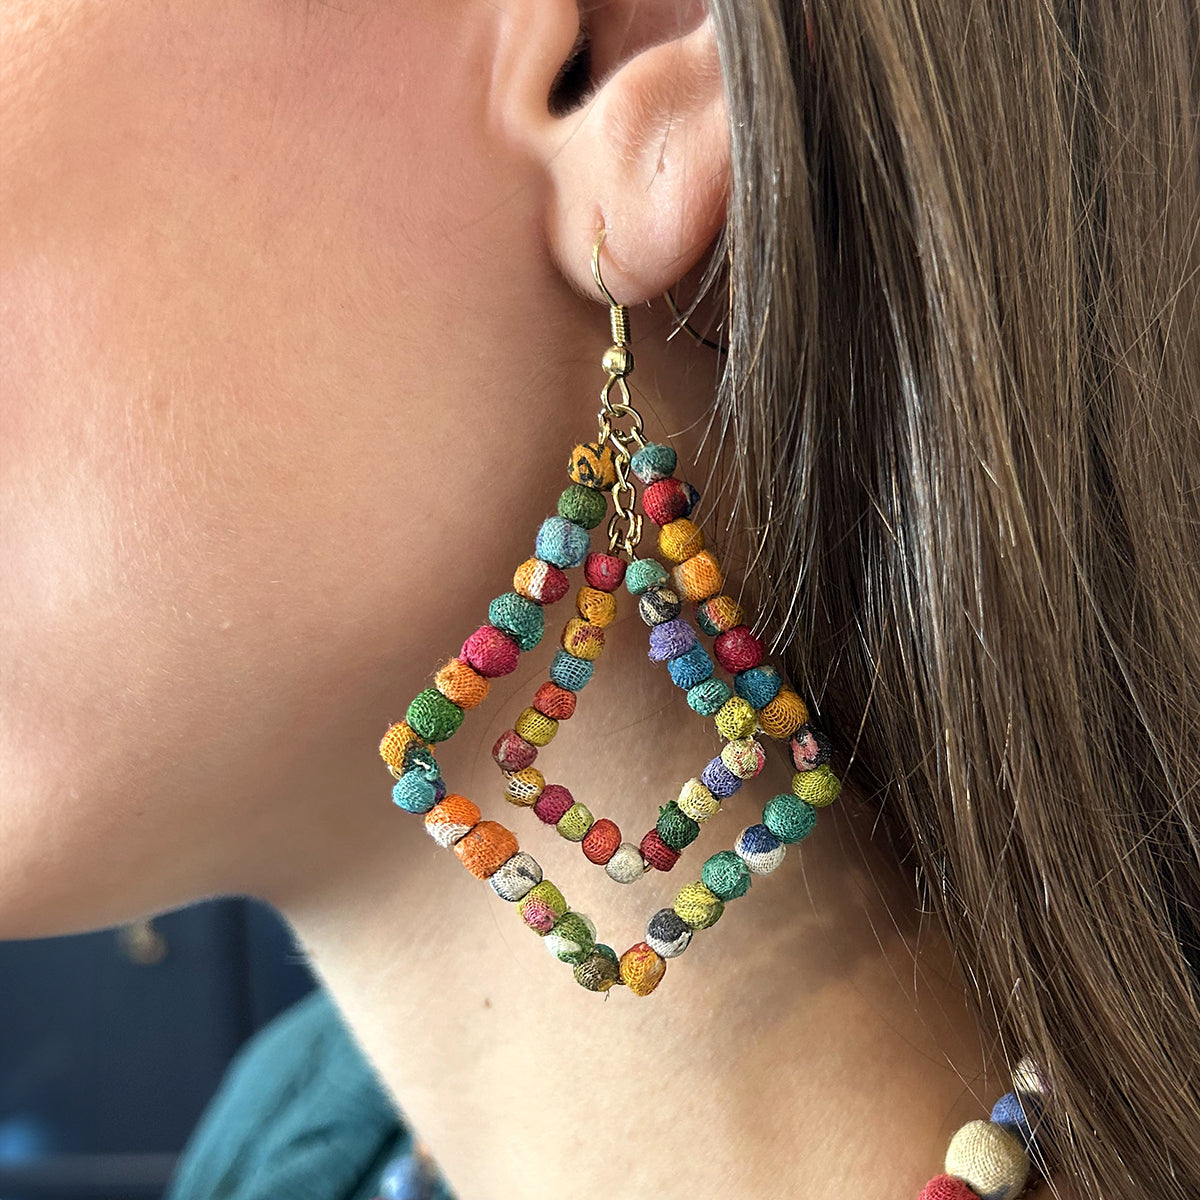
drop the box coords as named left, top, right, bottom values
left=0, top=898, right=317, bottom=1200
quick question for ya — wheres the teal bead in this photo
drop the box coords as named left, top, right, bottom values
left=488, top=591, right=545, bottom=652
left=392, top=771, right=437, bottom=814
left=630, top=442, right=678, bottom=484
left=702, top=850, right=752, bottom=900
left=557, top=483, right=608, bottom=530
left=762, top=793, right=818, bottom=844
left=406, top=688, right=464, bottom=742
left=625, top=558, right=670, bottom=596
left=734, top=665, right=782, bottom=709
left=687, top=677, right=732, bottom=716
left=550, top=649, right=594, bottom=691
left=401, top=740, right=442, bottom=781
left=657, top=802, right=700, bottom=850
left=667, top=645, right=713, bottom=689
left=535, top=516, right=590, bottom=569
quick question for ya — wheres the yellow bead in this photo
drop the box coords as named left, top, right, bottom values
left=568, top=442, right=617, bottom=490
left=504, top=767, right=545, bottom=806
left=514, top=706, right=558, bottom=746
left=791, top=763, right=841, bottom=808
left=619, top=942, right=667, bottom=996
left=758, top=686, right=808, bottom=739
left=676, top=777, right=720, bottom=822
left=944, top=1120, right=1030, bottom=1200
left=671, top=550, right=723, bottom=602
left=379, top=721, right=422, bottom=773
left=673, top=881, right=725, bottom=929
left=576, top=586, right=618, bottom=628
left=714, top=696, right=757, bottom=741
left=658, top=518, right=705, bottom=564
left=562, top=618, right=606, bottom=661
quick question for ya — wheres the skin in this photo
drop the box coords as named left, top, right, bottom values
left=1, top=2, right=1070, bottom=1196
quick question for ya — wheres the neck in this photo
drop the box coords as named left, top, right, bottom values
left=263, top=606, right=998, bottom=1198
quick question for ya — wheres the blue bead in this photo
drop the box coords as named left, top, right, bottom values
left=630, top=442, right=678, bottom=484
left=625, top=558, right=670, bottom=596
left=392, top=771, right=437, bottom=814
left=734, top=664, right=782, bottom=709
left=535, top=516, right=590, bottom=569
left=379, top=1152, right=436, bottom=1200
left=991, top=1092, right=1039, bottom=1150
left=667, top=644, right=714, bottom=689
left=680, top=481, right=700, bottom=517
left=550, top=649, right=594, bottom=691
left=738, top=823, right=780, bottom=856
left=647, top=618, right=696, bottom=662
left=687, top=677, right=732, bottom=716
left=431, top=776, right=447, bottom=804
left=701, top=755, right=742, bottom=798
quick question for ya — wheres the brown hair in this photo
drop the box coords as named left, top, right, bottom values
left=701, top=1, right=1200, bottom=1195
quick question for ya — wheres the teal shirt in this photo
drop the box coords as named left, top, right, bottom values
left=165, top=988, right=455, bottom=1200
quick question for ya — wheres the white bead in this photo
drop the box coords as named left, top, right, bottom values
left=720, top=737, right=766, bottom=780
left=945, top=1120, right=1030, bottom=1200
left=734, top=825, right=787, bottom=875
left=645, top=908, right=693, bottom=958
left=489, top=852, right=542, bottom=902
left=1012, top=1055, right=1050, bottom=1099
left=605, top=842, right=645, bottom=884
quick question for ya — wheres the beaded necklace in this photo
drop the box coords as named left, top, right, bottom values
left=377, top=231, right=1051, bottom=1200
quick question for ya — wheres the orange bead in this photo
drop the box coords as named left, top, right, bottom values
left=379, top=721, right=423, bottom=773
left=424, top=794, right=481, bottom=849
left=619, top=942, right=667, bottom=996
left=658, top=518, right=705, bottom=564
left=671, top=550, right=724, bottom=602
left=453, top=820, right=519, bottom=879
left=758, top=686, right=809, bottom=740
left=575, top=586, right=618, bottom=628
left=434, top=658, right=490, bottom=710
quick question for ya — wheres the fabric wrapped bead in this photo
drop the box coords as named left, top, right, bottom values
left=583, top=552, right=626, bottom=592
left=676, top=778, right=720, bottom=822
left=531, top=681, right=575, bottom=721
left=431, top=776, right=447, bottom=805
left=534, top=784, right=575, bottom=826
left=658, top=518, right=705, bottom=563
left=646, top=908, right=693, bottom=958
left=568, top=442, right=617, bottom=490
left=695, top=594, right=745, bottom=636
left=504, top=766, right=545, bottom=806
left=991, top=1092, right=1040, bottom=1152
left=582, top=818, right=621, bottom=864
left=791, top=763, right=841, bottom=808
left=763, top=793, right=818, bottom=844
left=576, top=586, right=617, bottom=628
left=667, top=644, right=714, bottom=689
left=514, top=706, right=558, bottom=747
left=714, top=625, right=764, bottom=673
left=640, top=829, right=681, bottom=871
left=625, top=558, right=670, bottom=596
left=944, top=1120, right=1030, bottom=1200
left=545, top=911, right=597, bottom=964
left=735, top=824, right=787, bottom=874
left=519, top=880, right=568, bottom=934
left=686, top=677, right=732, bottom=716
left=406, top=688, right=464, bottom=743
left=648, top=618, right=697, bottom=662
left=535, top=516, right=590, bottom=569
left=487, top=592, right=545, bottom=652
left=918, top=1177, right=979, bottom=1200
left=1012, top=1055, right=1052, bottom=1099
left=673, top=881, right=725, bottom=929
left=399, top=739, right=440, bottom=781
left=701, top=850, right=752, bottom=900
left=642, top=477, right=696, bottom=526
left=392, top=772, right=438, bottom=814
left=453, top=821, right=519, bottom=879
left=714, top=696, right=758, bottom=741
left=424, top=794, right=481, bottom=848
left=630, top=442, right=677, bottom=484
left=379, top=721, right=422, bottom=774
left=734, top=664, right=782, bottom=709
left=433, top=658, right=490, bottom=710
left=557, top=482, right=607, bottom=529
left=656, top=802, right=700, bottom=850
left=556, top=802, right=594, bottom=842
left=758, top=686, right=808, bottom=739
left=605, top=842, right=646, bottom=884
left=721, top=737, right=766, bottom=780
left=489, top=851, right=543, bottom=901
left=513, top=557, right=570, bottom=605
left=671, top=550, right=723, bottom=602
left=549, top=649, right=594, bottom=691
left=619, top=942, right=667, bottom=996
left=573, top=944, right=621, bottom=992
left=561, top=618, right=606, bottom=661
left=701, top=755, right=742, bottom=799
left=791, top=725, right=833, bottom=771
left=461, top=625, right=521, bottom=678
left=638, top=585, right=681, bottom=626
left=492, top=729, right=537, bottom=772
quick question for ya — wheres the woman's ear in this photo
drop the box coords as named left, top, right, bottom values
left=495, top=2, right=730, bottom=305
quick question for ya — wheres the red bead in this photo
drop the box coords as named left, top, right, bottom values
left=919, top=1176, right=980, bottom=1200
left=642, top=478, right=692, bottom=526
left=461, top=624, right=520, bottom=677
left=492, top=729, right=537, bottom=772
left=534, top=783, right=574, bottom=825
left=532, top=681, right=577, bottom=720
left=582, top=818, right=621, bottom=864
left=640, top=828, right=681, bottom=871
left=714, top=625, right=764, bottom=673
left=583, top=552, right=627, bottom=592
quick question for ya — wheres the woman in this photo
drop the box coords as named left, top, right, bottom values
left=2, top=1, right=1197, bottom=1197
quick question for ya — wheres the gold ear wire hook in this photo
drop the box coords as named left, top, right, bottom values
left=593, top=227, right=633, bottom=376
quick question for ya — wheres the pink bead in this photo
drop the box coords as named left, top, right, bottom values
left=461, top=624, right=520, bottom=677
left=492, top=729, right=537, bottom=772
left=918, top=1176, right=979, bottom=1200
left=534, top=783, right=574, bottom=825
left=714, top=625, right=764, bottom=673
left=521, top=896, right=557, bottom=934
left=584, top=552, right=627, bottom=592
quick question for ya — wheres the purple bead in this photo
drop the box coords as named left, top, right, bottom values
left=701, top=755, right=742, bottom=799
left=647, top=618, right=697, bottom=662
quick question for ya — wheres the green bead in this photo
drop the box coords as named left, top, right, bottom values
left=520, top=880, right=567, bottom=925
left=556, top=802, right=594, bottom=842
left=687, top=677, right=732, bottom=716
left=406, top=688, right=464, bottom=742
left=656, top=801, right=700, bottom=850
left=630, top=442, right=677, bottom=484
left=625, top=558, right=670, bottom=596
left=548, top=911, right=596, bottom=965
left=488, top=591, right=545, bottom=652
left=557, top=483, right=608, bottom=530
left=792, top=763, right=842, bottom=808
left=763, top=793, right=818, bottom=844
left=702, top=850, right=752, bottom=900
